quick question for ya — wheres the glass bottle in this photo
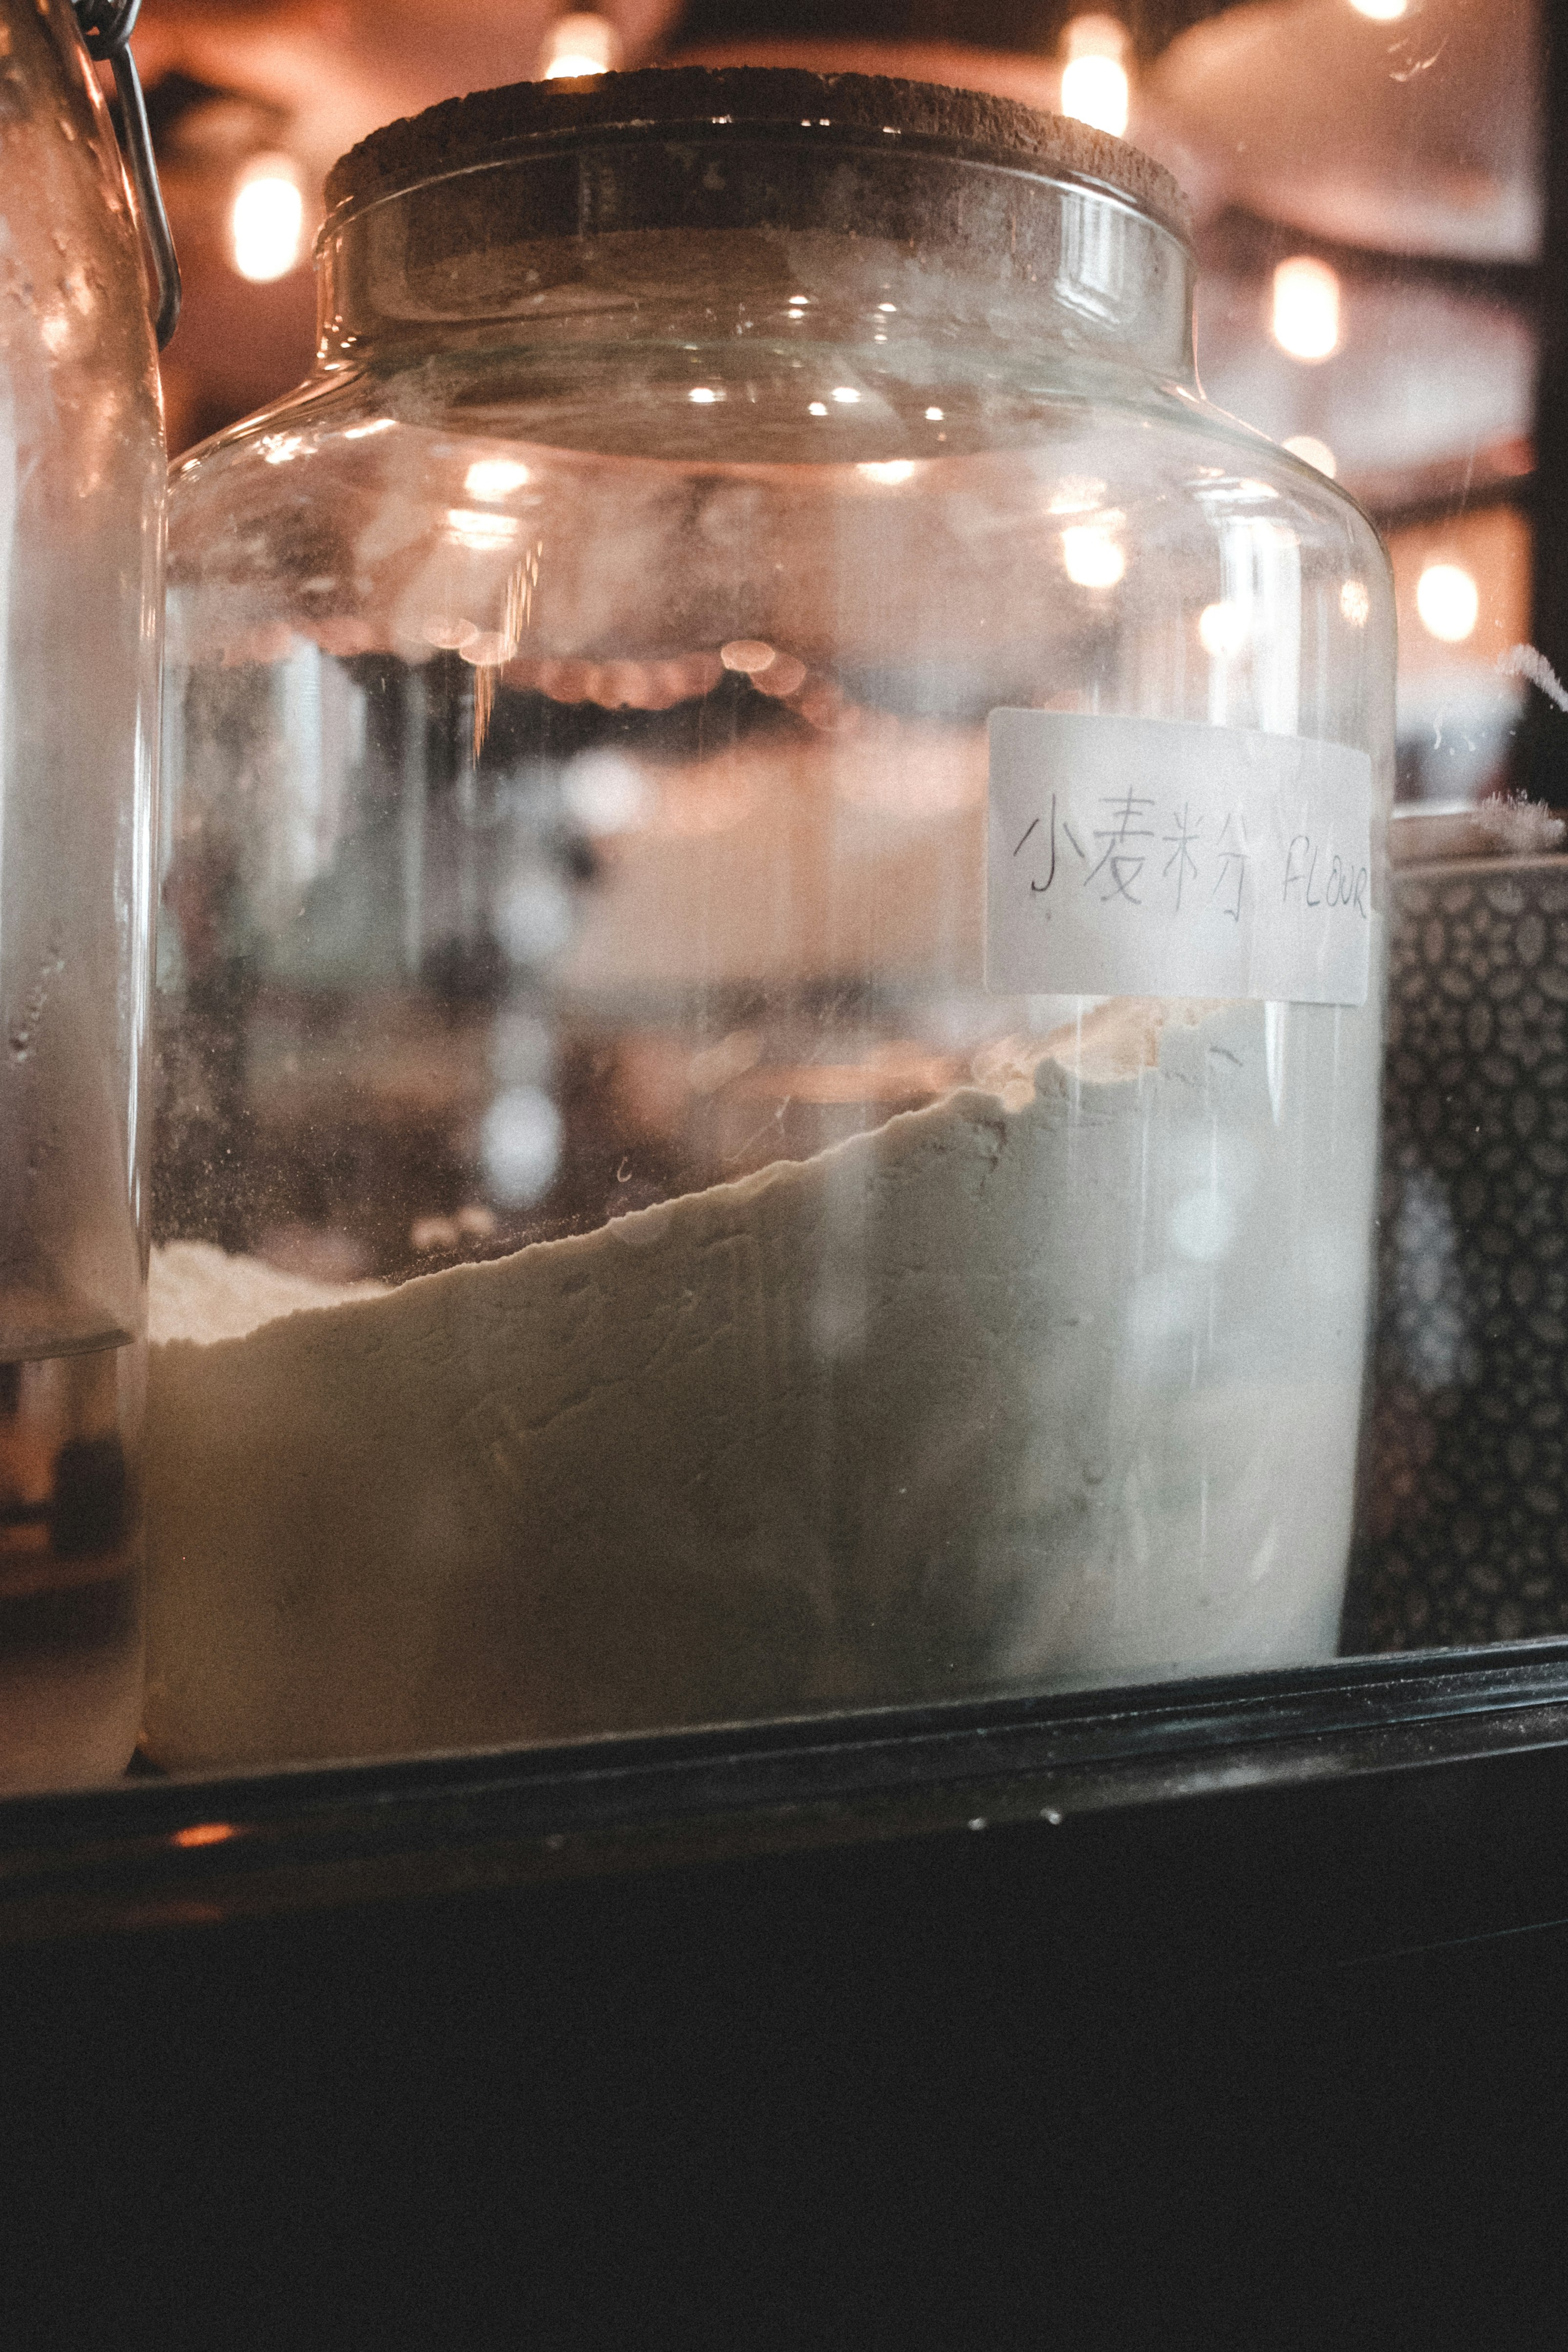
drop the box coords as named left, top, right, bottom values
left=0, top=0, right=165, bottom=1785
left=151, top=68, right=1394, bottom=1769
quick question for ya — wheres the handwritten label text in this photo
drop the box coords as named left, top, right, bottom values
left=987, top=712, right=1373, bottom=1006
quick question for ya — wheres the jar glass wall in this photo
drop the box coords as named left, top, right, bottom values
left=151, top=72, right=1393, bottom=1770
left=0, top=0, right=165, bottom=1786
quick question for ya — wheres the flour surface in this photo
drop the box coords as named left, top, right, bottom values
left=148, top=1240, right=384, bottom=1346
left=143, top=991, right=1379, bottom=1768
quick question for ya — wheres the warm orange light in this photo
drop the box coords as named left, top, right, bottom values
left=1271, top=258, right=1341, bottom=363
left=720, top=639, right=777, bottom=674
left=1062, top=524, right=1126, bottom=588
left=230, top=154, right=305, bottom=283
left=1060, top=15, right=1131, bottom=137
left=1416, top=562, right=1480, bottom=644
left=538, top=12, right=621, bottom=78
left=173, top=1821, right=239, bottom=1849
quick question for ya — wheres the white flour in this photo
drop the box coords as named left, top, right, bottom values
left=142, top=991, right=1379, bottom=1768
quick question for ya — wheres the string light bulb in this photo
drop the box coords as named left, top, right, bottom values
left=1348, top=0, right=1407, bottom=20
left=1271, top=257, right=1341, bottom=362
left=538, top=13, right=621, bottom=78
left=230, top=152, right=305, bottom=283
left=1416, top=562, right=1479, bottom=644
left=1060, top=16, right=1131, bottom=139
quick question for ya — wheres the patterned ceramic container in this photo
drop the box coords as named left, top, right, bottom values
left=1346, top=841, right=1568, bottom=1650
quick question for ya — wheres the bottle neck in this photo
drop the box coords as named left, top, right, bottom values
left=314, top=130, right=1197, bottom=392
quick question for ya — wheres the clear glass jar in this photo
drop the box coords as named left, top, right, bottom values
left=151, top=68, right=1394, bottom=1771
left=0, top=0, right=164, bottom=1785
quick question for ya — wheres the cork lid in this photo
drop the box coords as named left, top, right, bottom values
left=325, top=65, right=1191, bottom=243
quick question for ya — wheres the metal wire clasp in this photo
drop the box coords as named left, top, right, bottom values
left=70, top=0, right=181, bottom=348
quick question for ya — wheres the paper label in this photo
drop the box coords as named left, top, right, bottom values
left=986, top=712, right=1373, bottom=1006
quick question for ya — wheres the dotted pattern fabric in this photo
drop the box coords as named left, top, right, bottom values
left=1344, top=857, right=1568, bottom=1651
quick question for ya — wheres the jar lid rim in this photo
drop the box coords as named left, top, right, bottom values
left=323, top=65, right=1192, bottom=243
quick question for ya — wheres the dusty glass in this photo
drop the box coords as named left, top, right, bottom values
left=151, top=68, right=1394, bottom=1771
left=0, top=0, right=165, bottom=1786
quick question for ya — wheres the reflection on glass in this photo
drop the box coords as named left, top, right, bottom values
left=1389, top=508, right=1530, bottom=807
left=1140, top=0, right=1538, bottom=818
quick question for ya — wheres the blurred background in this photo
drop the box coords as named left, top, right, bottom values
left=121, top=0, right=1552, bottom=814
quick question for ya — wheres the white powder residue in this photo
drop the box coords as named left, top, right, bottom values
left=142, top=989, right=1379, bottom=1769
left=148, top=1239, right=384, bottom=1346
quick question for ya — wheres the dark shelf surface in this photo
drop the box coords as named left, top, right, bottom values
left=11, top=1637, right=1568, bottom=1956
left=11, top=1638, right=1568, bottom=2342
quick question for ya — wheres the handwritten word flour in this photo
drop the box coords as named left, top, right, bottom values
left=987, top=712, right=1372, bottom=1006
